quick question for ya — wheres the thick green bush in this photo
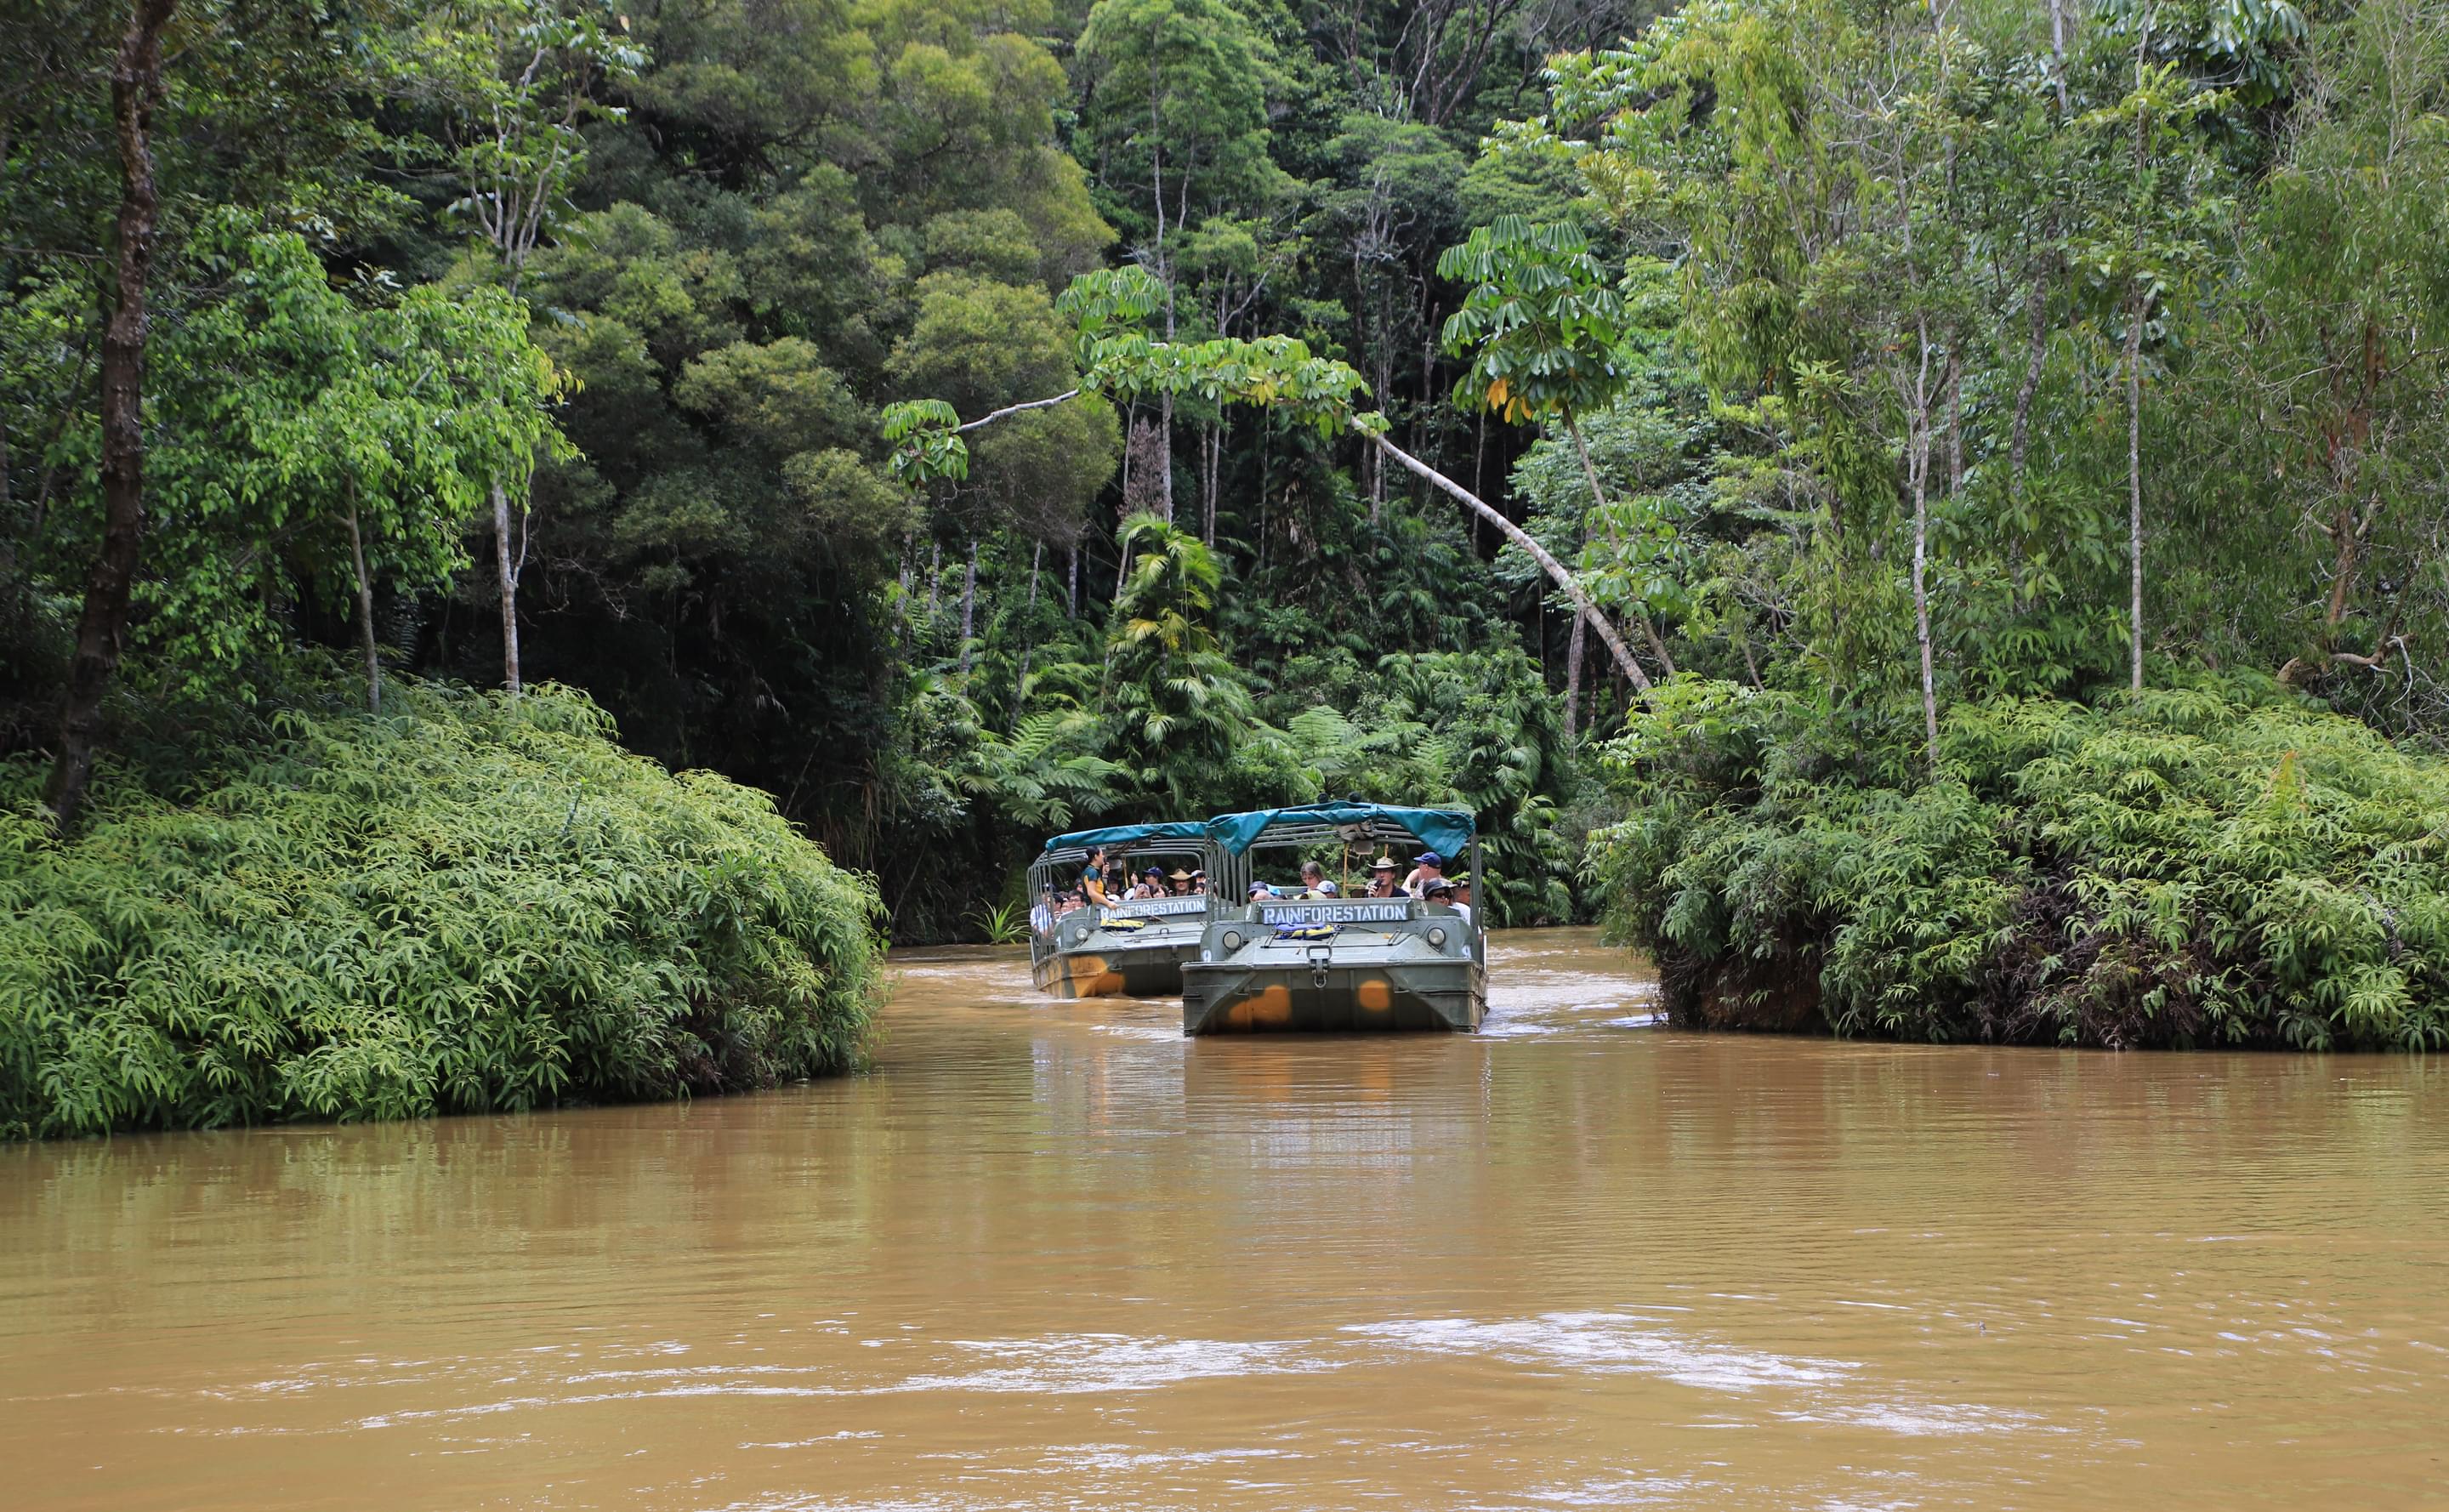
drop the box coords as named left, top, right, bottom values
left=0, top=685, right=884, bottom=1139
left=1590, top=680, right=2449, bottom=1049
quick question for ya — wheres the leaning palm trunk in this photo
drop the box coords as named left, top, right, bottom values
left=1373, top=434, right=1653, bottom=693
left=1565, top=412, right=1676, bottom=677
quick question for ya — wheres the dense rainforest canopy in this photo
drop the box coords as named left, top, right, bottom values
left=7, top=0, right=2449, bottom=1083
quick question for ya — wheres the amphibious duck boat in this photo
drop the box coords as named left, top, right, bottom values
left=1028, top=821, right=1210, bottom=998
left=1180, top=802, right=1487, bottom=1034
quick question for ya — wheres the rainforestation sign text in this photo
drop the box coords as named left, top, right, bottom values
left=1259, top=901, right=1410, bottom=925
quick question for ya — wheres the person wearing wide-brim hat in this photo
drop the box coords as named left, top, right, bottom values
left=1364, top=855, right=1401, bottom=898
left=1168, top=867, right=1194, bottom=895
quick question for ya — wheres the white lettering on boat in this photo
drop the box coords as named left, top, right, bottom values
left=1259, top=902, right=1409, bottom=925
left=1105, top=896, right=1205, bottom=918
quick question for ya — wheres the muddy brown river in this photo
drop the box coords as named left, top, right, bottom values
left=4, top=929, right=2446, bottom=1509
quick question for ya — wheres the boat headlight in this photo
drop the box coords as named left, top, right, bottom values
left=1071, top=925, right=1090, bottom=944
left=1427, top=926, right=1447, bottom=948
left=1221, top=930, right=1244, bottom=952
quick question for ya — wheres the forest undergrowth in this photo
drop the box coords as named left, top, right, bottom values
left=1592, top=680, right=2449, bottom=1049
left=0, top=682, right=883, bottom=1140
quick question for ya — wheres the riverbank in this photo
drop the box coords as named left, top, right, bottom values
left=1590, top=680, right=2449, bottom=1049
left=0, top=683, right=883, bottom=1140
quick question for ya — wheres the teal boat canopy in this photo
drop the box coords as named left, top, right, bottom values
left=1040, top=819, right=1208, bottom=855
left=1202, top=802, right=1475, bottom=861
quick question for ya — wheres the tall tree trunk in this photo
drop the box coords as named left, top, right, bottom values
left=1563, top=607, right=1587, bottom=740
left=2049, top=0, right=2071, bottom=112
left=1203, top=422, right=1219, bottom=545
left=1148, top=116, right=1177, bottom=526
left=1015, top=539, right=1042, bottom=716
left=924, top=541, right=941, bottom=620
left=2007, top=276, right=2048, bottom=606
left=492, top=477, right=522, bottom=696
left=1158, top=390, right=1175, bottom=523
left=1066, top=543, right=1078, bottom=617
left=1911, top=318, right=1941, bottom=776
left=1373, top=435, right=1653, bottom=692
left=2127, top=22, right=2151, bottom=693
left=346, top=490, right=381, bottom=713
left=47, top=0, right=178, bottom=829
left=957, top=537, right=978, bottom=674
left=2125, top=290, right=2146, bottom=692
left=1945, top=353, right=1963, bottom=497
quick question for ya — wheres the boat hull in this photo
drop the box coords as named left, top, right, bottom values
left=1181, top=955, right=1486, bottom=1033
left=1033, top=937, right=1200, bottom=998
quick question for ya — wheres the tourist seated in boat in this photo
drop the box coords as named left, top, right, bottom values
left=1365, top=856, right=1401, bottom=898
left=1134, top=866, right=1167, bottom=899
left=1031, top=891, right=1054, bottom=935
left=1248, top=880, right=1279, bottom=902
left=1424, top=878, right=1473, bottom=925
left=1402, top=850, right=1446, bottom=898
left=1168, top=868, right=1194, bottom=895
left=1190, top=869, right=1207, bottom=894
left=1298, top=860, right=1338, bottom=898
left=1451, top=878, right=1475, bottom=925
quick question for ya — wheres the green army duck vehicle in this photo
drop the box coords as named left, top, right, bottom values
left=1179, top=802, right=1486, bottom=1033
left=1027, top=821, right=1211, bottom=998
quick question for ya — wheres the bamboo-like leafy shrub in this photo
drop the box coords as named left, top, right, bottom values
left=1591, top=680, right=2449, bottom=1049
left=0, top=685, right=884, bottom=1139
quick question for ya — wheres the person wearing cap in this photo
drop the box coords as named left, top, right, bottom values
left=1451, top=877, right=1475, bottom=926
left=1401, top=850, right=1446, bottom=899
left=1298, top=859, right=1338, bottom=898
left=1134, top=865, right=1167, bottom=900
left=1423, top=878, right=1472, bottom=928
left=1247, top=880, right=1277, bottom=902
left=1190, top=869, right=1207, bottom=895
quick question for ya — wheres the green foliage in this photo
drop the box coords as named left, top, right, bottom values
left=1268, top=645, right=1585, bottom=925
left=1073, top=0, right=1287, bottom=234
left=0, top=683, right=884, bottom=1140
left=1438, top=216, right=1634, bottom=425
left=11, top=219, right=566, bottom=701
left=1103, top=515, right=1255, bottom=810
left=969, top=899, right=1030, bottom=946
left=1592, top=679, right=2449, bottom=1049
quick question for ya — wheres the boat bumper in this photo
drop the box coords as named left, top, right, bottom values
left=1181, top=957, right=1485, bottom=1033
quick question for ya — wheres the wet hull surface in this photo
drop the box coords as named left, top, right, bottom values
left=1034, top=938, right=1194, bottom=998
left=4, top=929, right=2447, bottom=1510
